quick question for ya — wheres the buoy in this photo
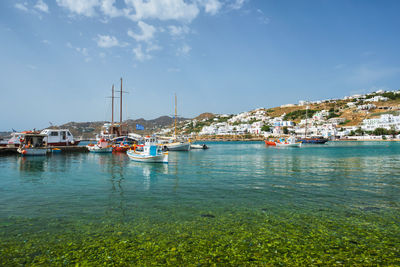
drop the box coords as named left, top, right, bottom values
left=22, top=150, right=27, bottom=155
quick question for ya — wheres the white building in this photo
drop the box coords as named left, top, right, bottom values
left=365, top=96, right=389, bottom=102
left=361, top=114, right=400, bottom=131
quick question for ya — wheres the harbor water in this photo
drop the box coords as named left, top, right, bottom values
left=1, top=141, right=399, bottom=265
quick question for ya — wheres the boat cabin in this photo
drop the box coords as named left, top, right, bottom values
left=143, top=136, right=161, bottom=156
left=19, top=133, right=47, bottom=148
left=40, top=129, right=77, bottom=145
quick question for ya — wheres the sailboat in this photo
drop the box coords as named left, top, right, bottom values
left=297, top=105, right=328, bottom=144
left=163, top=94, right=191, bottom=151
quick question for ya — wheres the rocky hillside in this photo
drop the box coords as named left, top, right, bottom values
left=59, top=116, right=189, bottom=139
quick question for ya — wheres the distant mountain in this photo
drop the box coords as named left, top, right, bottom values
left=58, top=115, right=190, bottom=138
left=195, top=113, right=215, bottom=120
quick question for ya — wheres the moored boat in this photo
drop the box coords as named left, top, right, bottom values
left=276, top=136, right=302, bottom=147
left=190, top=144, right=209, bottom=149
left=41, top=129, right=80, bottom=146
left=163, top=141, right=191, bottom=151
left=264, top=140, right=277, bottom=146
left=127, top=136, right=168, bottom=163
left=17, top=133, right=48, bottom=156
left=87, top=138, right=113, bottom=153
left=297, top=137, right=328, bottom=144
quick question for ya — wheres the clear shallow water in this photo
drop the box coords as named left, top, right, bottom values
left=1, top=141, right=400, bottom=265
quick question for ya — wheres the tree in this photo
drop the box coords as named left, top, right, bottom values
left=282, top=127, right=289, bottom=134
left=373, top=128, right=389, bottom=136
left=261, top=125, right=271, bottom=132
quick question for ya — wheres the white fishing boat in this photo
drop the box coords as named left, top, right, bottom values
left=190, top=144, right=209, bottom=149
left=276, top=136, right=302, bottom=147
left=127, top=136, right=168, bottom=163
left=162, top=93, right=190, bottom=151
left=164, top=141, right=191, bottom=151
left=40, top=129, right=80, bottom=146
left=87, top=138, right=113, bottom=153
left=17, top=133, right=48, bottom=156
left=0, top=132, right=24, bottom=147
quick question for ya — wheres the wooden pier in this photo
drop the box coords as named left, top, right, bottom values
left=0, top=146, right=88, bottom=155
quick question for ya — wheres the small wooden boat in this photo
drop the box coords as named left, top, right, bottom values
left=17, top=133, right=48, bottom=156
left=190, top=144, right=209, bottom=149
left=87, top=138, right=113, bottom=153
left=112, top=137, right=136, bottom=153
left=264, top=140, right=276, bottom=146
left=127, top=136, right=168, bottom=163
left=163, top=141, right=191, bottom=151
left=276, top=136, right=302, bottom=147
left=297, top=137, right=328, bottom=144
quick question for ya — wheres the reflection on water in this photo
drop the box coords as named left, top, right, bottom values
left=1, top=141, right=400, bottom=221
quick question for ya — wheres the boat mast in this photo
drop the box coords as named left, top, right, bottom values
left=305, top=106, right=308, bottom=138
left=111, top=84, right=114, bottom=127
left=174, top=93, right=177, bottom=138
left=120, top=78, right=123, bottom=134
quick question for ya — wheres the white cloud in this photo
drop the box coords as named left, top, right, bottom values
left=56, top=0, right=99, bottom=17
left=256, top=9, right=270, bottom=25
left=97, top=35, right=121, bottom=48
left=200, top=0, right=222, bottom=15
left=27, top=64, right=37, bottom=70
left=15, top=3, right=28, bottom=12
left=100, top=0, right=123, bottom=17
left=229, top=0, right=246, bottom=10
left=67, top=42, right=91, bottom=61
left=35, top=0, right=49, bottom=13
left=127, top=21, right=156, bottom=42
left=99, top=52, right=106, bottom=58
left=146, top=43, right=162, bottom=52
left=176, top=43, right=191, bottom=56
left=124, top=0, right=199, bottom=22
left=42, top=39, right=51, bottom=45
left=76, top=47, right=89, bottom=56
left=168, top=25, right=190, bottom=37
left=133, top=44, right=151, bottom=61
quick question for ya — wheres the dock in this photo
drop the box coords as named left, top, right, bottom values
left=0, top=146, right=88, bottom=155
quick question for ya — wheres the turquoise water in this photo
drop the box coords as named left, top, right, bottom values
left=1, top=141, right=399, bottom=265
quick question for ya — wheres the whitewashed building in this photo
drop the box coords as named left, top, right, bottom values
left=361, top=114, right=400, bottom=131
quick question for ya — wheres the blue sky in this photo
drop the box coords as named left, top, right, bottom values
left=1, top=0, right=400, bottom=131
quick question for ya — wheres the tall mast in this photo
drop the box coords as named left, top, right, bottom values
left=174, top=93, right=177, bottom=138
left=305, top=106, right=308, bottom=138
left=111, top=84, right=114, bottom=127
left=120, top=77, right=123, bottom=125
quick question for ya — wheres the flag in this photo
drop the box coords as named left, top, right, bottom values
left=136, top=124, right=144, bottom=130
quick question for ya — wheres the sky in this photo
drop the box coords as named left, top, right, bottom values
left=1, top=0, right=400, bottom=131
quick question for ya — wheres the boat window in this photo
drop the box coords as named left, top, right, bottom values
left=50, top=132, right=59, bottom=136
left=67, top=132, right=71, bottom=136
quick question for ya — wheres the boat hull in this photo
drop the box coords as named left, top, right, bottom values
left=164, top=142, right=191, bottom=151
left=87, top=146, right=113, bottom=153
left=297, top=138, right=328, bottom=144
left=47, top=141, right=80, bottom=146
left=127, top=151, right=168, bottom=163
left=276, top=142, right=302, bottom=147
left=190, top=144, right=208, bottom=149
left=112, top=146, right=130, bottom=153
left=17, top=147, right=48, bottom=156
left=264, top=140, right=276, bottom=146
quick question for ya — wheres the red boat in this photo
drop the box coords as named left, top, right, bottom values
left=264, top=140, right=276, bottom=146
left=112, top=143, right=131, bottom=153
